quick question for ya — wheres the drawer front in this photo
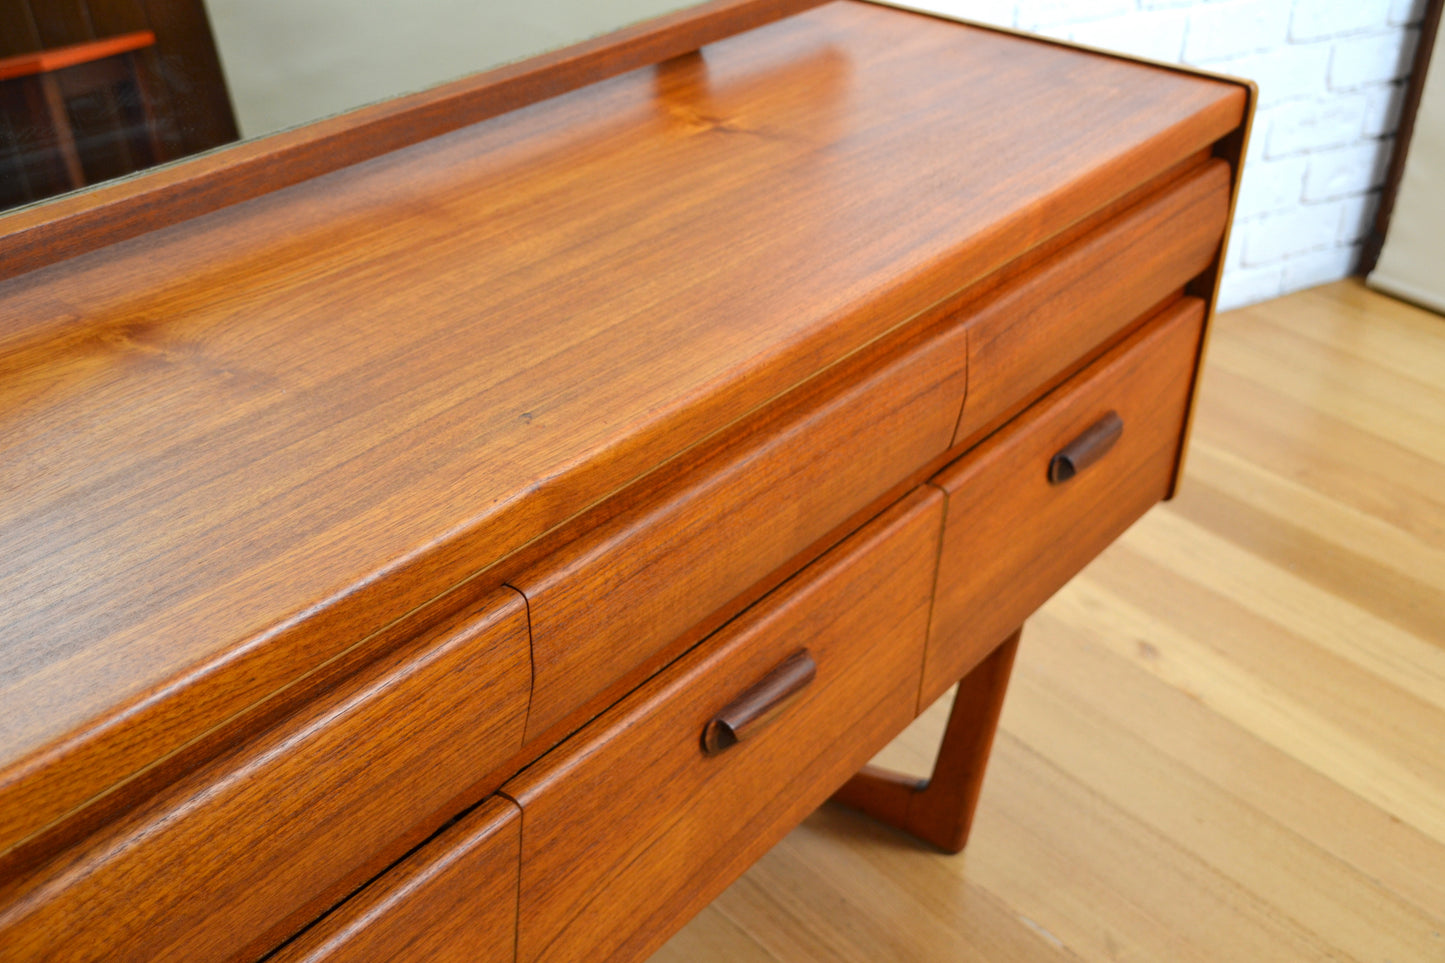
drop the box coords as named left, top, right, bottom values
left=922, top=297, right=1205, bottom=705
left=505, top=486, right=945, bottom=963
left=955, top=159, right=1229, bottom=446
left=513, top=319, right=966, bottom=741
left=270, top=796, right=520, bottom=963
left=0, top=590, right=530, bottom=963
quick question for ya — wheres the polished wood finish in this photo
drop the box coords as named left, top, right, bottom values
left=0, top=1, right=1245, bottom=870
left=514, top=308, right=965, bottom=740
left=0, top=4, right=1254, bottom=959
left=923, top=297, right=1206, bottom=706
left=832, top=629, right=1020, bottom=854
left=954, top=158, right=1230, bottom=446
left=832, top=289, right=1210, bottom=853
left=515, top=146, right=1231, bottom=751
left=657, top=279, right=1445, bottom=963
left=1049, top=411, right=1124, bottom=485
left=269, top=796, right=521, bottom=963
left=505, top=488, right=944, bottom=963
left=0, top=0, right=825, bottom=278
left=0, top=590, right=530, bottom=963
left=702, top=649, right=818, bottom=756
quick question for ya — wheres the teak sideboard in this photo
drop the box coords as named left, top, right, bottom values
left=0, top=2, right=1252, bottom=960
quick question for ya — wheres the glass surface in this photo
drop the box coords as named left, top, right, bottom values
left=0, top=0, right=693, bottom=216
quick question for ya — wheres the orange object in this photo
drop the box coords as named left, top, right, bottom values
left=0, top=30, right=164, bottom=193
left=0, top=30, right=156, bottom=81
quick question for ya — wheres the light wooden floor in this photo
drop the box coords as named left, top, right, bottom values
left=655, top=280, right=1445, bottom=962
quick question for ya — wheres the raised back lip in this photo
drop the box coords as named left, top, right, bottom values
left=0, top=0, right=827, bottom=288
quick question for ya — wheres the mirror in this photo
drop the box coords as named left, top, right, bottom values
left=0, top=0, right=694, bottom=217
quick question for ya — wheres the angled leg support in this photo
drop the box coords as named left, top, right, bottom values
left=832, top=629, right=1021, bottom=853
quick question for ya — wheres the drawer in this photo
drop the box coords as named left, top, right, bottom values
left=504, top=486, right=945, bottom=963
left=954, top=159, right=1230, bottom=446
left=269, top=796, right=520, bottom=963
left=921, top=297, right=1206, bottom=705
left=512, top=318, right=966, bottom=741
left=0, top=589, right=530, bottom=963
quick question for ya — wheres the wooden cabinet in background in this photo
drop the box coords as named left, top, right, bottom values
left=0, top=0, right=237, bottom=209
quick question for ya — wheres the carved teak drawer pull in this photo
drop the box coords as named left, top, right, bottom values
left=702, top=650, right=817, bottom=756
left=1048, top=411, right=1124, bottom=485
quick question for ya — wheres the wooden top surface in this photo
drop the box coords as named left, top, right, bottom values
left=0, top=31, right=156, bottom=81
left=0, top=0, right=1244, bottom=849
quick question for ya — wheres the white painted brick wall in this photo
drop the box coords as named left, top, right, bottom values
left=900, top=0, right=1428, bottom=308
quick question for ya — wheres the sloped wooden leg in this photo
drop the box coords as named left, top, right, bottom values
left=832, top=629, right=1020, bottom=853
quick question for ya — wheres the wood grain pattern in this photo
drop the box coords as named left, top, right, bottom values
left=832, top=629, right=1020, bottom=853
left=702, top=649, right=818, bottom=756
left=658, top=280, right=1444, bottom=963
left=924, top=297, right=1205, bottom=705
left=0, top=0, right=826, bottom=276
left=514, top=301, right=966, bottom=740
left=268, top=796, right=521, bottom=963
left=0, top=0, right=1244, bottom=864
left=954, top=159, right=1229, bottom=446
left=0, top=589, right=530, bottom=963
left=505, top=486, right=944, bottom=963
left=509, top=147, right=1231, bottom=753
